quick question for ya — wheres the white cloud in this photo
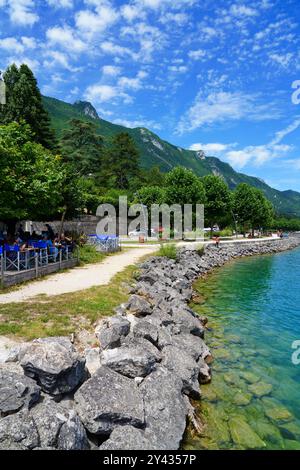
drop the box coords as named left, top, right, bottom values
left=224, top=119, right=300, bottom=168
left=6, top=56, right=39, bottom=72
left=188, top=49, right=206, bottom=60
left=46, top=26, right=87, bottom=53
left=270, top=118, right=300, bottom=146
left=44, top=50, right=81, bottom=72
left=102, top=65, right=122, bottom=76
left=75, top=4, right=119, bottom=36
left=189, top=143, right=234, bottom=154
left=0, top=37, right=25, bottom=53
left=269, top=53, right=293, bottom=68
left=168, top=65, right=188, bottom=73
left=160, top=12, right=189, bottom=25
left=47, top=0, right=73, bottom=8
left=8, top=0, right=39, bottom=26
left=100, top=41, right=136, bottom=58
left=230, top=4, right=258, bottom=17
left=121, top=3, right=143, bottom=22
left=21, top=36, right=37, bottom=48
left=226, top=144, right=292, bottom=168
left=84, top=84, right=132, bottom=104
left=177, top=91, right=281, bottom=133
left=117, top=70, right=147, bottom=90
left=112, top=118, right=161, bottom=130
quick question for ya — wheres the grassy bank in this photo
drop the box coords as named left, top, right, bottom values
left=0, top=263, right=138, bottom=340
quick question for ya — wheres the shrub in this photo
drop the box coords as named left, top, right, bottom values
left=157, top=243, right=177, bottom=260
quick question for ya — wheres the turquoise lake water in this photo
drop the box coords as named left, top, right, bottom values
left=185, top=246, right=300, bottom=450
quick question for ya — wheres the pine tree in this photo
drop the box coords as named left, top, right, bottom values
left=60, top=119, right=104, bottom=176
left=105, top=132, right=140, bottom=189
left=0, top=64, right=56, bottom=149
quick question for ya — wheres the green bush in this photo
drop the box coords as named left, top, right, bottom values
left=196, top=244, right=205, bottom=256
left=79, top=245, right=106, bottom=264
left=157, top=243, right=178, bottom=260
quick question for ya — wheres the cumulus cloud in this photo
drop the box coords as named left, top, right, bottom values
left=0, top=36, right=37, bottom=53
left=177, top=91, right=281, bottom=134
left=46, top=26, right=87, bottom=53
left=7, top=0, right=39, bottom=26
left=75, top=3, right=119, bottom=36
left=102, top=65, right=122, bottom=76
left=225, top=119, right=300, bottom=168
left=189, top=143, right=235, bottom=154
left=188, top=49, right=206, bottom=60
left=47, top=0, right=73, bottom=8
left=230, top=4, right=258, bottom=17
left=112, top=118, right=161, bottom=130
left=84, top=83, right=132, bottom=104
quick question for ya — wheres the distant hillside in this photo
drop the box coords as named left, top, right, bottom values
left=43, top=95, right=300, bottom=217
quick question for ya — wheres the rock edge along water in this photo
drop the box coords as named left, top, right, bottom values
left=0, top=237, right=299, bottom=450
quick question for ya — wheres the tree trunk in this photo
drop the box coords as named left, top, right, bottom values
left=59, top=208, right=67, bottom=238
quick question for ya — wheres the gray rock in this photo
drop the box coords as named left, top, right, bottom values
left=140, top=367, right=188, bottom=450
left=20, top=337, right=86, bottom=396
left=100, top=425, right=157, bottom=450
left=84, top=348, right=101, bottom=375
left=74, top=366, right=144, bottom=435
left=0, top=410, right=39, bottom=450
left=198, top=357, right=211, bottom=384
left=126, top=295, right=152, bottom=316
left=171, top=334, right=211, bottom=362
left=132, top=320, right=159, bottom=345
left=171, top=306, right=205, bottom=337
left=100, top=338, right=161, bottom=378
left=95, top=316, right=130, bottom=350
left=31, top=399, right=89, bottom=450
left=0, top=366, right=41, bottom=417
left=161, top=346, right=200, bottom=399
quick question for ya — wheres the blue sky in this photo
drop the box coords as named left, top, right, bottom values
left=1, top=0, right=300, bottom=191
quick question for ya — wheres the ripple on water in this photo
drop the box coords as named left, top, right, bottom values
left=184, top=247, right=300, bottom=450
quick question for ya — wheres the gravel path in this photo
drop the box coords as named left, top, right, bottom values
left=0, top=247, right=157, bottom=304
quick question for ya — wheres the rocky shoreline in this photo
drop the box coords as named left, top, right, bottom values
left=0, top=237, right=299, bottom=450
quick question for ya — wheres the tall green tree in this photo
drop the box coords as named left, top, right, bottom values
left=0, top=64, right=56, bottom=149
left=104, top=132, right=140, bottom=189
left=0, top=122, right=66, bottom=234
left=233, top=183, right=274, bottom=234
left=202, top=175, right=232, bottom=231
left=60, top=119, right=103, bottom=176
left=134, top=186, right=166, bottom=208
left=165, top=167, right=206, bottom=206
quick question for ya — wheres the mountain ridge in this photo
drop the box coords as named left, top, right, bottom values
left=43, top=95, right=300, bottom=217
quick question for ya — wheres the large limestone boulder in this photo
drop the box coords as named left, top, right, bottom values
left=0, top=410, right=39, bottom=450
left=74, top=366, right=144, bottom=435
left=30, top=399, right=89, bottom=450
left=100, top=425, right=156, bottom=450
left=161, top=346, right=200, bottom=399
left=170, top=306, right=205, bottom=337
left=19, top=337, right=86, bottom=396
left=100, top=338, right=161, bottom=378
left=0, top=366, right=40, bottom=417
left=95, top=316, right=130, bottom=350
left=139, top=367, right=188, bottom=450
left=125, top=295, right=152, bottom=316
left=171, top=333, right=211, bottom=362
left=132, top=320, right=159, bottom=345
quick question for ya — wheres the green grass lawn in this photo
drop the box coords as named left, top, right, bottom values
left=0, top=264, right=138, bottom=340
